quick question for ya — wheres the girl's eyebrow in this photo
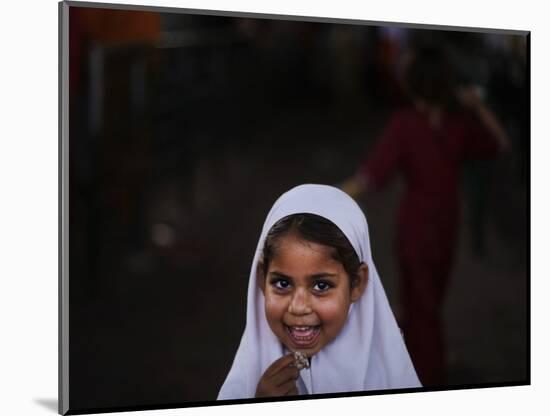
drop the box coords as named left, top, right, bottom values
left=269, top=271, right=339, bottom=280
left=269, top=271, right=294, bottom=280
left=309, top=273, right=339, bottom=280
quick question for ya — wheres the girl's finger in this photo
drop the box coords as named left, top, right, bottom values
left=270, top=365, right=300, bottom=387
left=286, top=386, right=299, bottom=396
left=264, top=354, right=296, bottom=378
left=279, top=379, right=298, bottom=396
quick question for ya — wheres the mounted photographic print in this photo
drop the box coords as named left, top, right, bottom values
left=59, top=1, right=530, bottom=414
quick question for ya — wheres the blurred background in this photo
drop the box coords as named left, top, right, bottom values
left=67, top=4, right=528, bottom=411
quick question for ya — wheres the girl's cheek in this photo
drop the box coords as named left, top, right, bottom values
left=316, top=298, right=348, bottom=322
left=265, top=293, right=288, bottom=312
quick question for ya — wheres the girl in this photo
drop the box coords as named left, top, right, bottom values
left=217, top=184, right=421, bottom=399
left=340, top=46, right=510, bottom=386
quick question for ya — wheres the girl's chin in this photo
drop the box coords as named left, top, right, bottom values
left=290, top=345, right=320, bottom=357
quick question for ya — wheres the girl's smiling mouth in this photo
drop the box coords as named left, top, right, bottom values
left=285, top=325, right=321, bottom=347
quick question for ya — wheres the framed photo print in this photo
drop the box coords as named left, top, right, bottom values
left=59, top=1, right=529, bottom=414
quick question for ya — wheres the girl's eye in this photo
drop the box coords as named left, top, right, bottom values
left=313, top=281, right=332, bottom=292
left=273, top=279, right=291, bottom=290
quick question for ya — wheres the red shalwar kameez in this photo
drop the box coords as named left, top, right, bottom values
left=360, top=107, right=499, bottom=386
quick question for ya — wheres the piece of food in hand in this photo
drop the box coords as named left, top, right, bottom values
left=293, top=351, right=309, bottom=370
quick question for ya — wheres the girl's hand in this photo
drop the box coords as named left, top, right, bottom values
left=457, top=85, right=512, bottom=152
left=339, top=173, right=369, bottom=199
left=456, top=85, right=483, bottom=111
left=255, top=354, right=300, bottom=398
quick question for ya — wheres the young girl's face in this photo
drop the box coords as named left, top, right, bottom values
left=259, top=232, right=366, bottom=358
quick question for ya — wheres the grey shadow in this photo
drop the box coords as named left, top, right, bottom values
left=34, top=398, right=58, bottom=413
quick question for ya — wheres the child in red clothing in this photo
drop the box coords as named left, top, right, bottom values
left=341, top=46, right=510, bottom=386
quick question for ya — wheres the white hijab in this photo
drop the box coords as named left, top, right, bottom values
left=217, top=184, right=421, bottom=400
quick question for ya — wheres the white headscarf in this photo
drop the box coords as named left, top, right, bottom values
left=217, top=184, right=421, bottom=400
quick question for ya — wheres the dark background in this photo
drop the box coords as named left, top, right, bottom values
left=67, top=5, right=528, bottom=411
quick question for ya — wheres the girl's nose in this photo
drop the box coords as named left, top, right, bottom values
left=288, top=288, right=312, bottom=315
